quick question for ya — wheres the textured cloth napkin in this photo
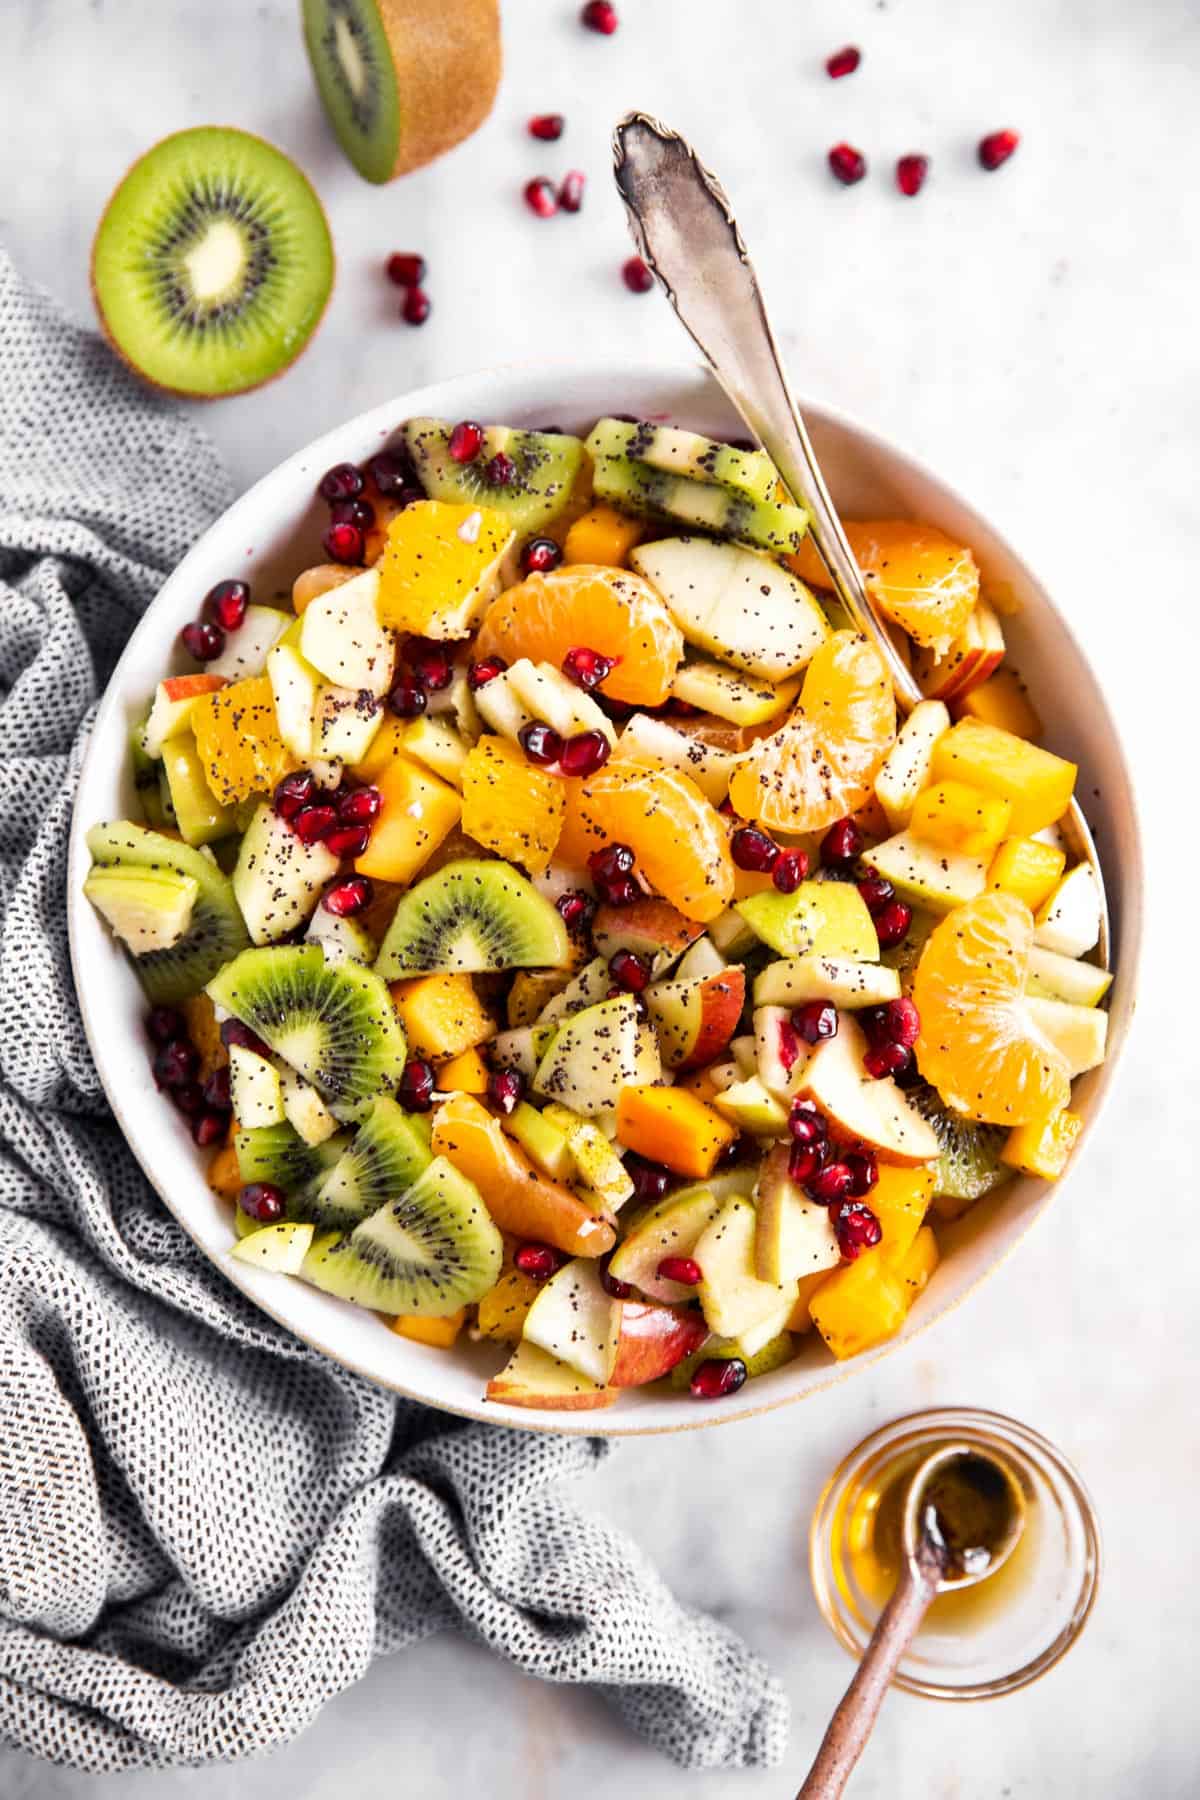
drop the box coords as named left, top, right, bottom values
left=0, top=250, right=788, bottom=1775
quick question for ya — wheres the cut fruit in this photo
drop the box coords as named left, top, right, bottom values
left=506, top=660, right=616, bottom=745
left=534, top=995, right=662, bottom=1115
left=912, top=891, right=1072, bottom=1126
left=790, top=521, right=979, bottom=653
left=669, top=1321, right=793, bottom=1387
left=563, top=503, right=647, bottom=568
left=609, top=1301, right=711, bottom=1388
left=693, top=1197, right=795, bottom=1339
left=234, top=1119, right=348, bottom=1194
left=459, top=735, right=564, bottom=873
left=391, top=1309, right=465, bottom=1348
left=931, top=720, right=1076, bottom=838
left=228, top=1044, right=285, bottom=1129
left=396, top=717, right=469, bottom=788
left=306, top=907, right=375, bottom=968
left=808, top=1253, right=909, bottom=1361
left=312, top=1094, right=433, bottom=1231
left=91, top=126, right=333, bottom=397
left=230, top=1221, right=314, bottom=1273
left=910, top=780, right=1012, bottom=858
left=377, top=499, right=515, bottom=638
left=1025, top=945, right=1112, bottom=1008
left=736, top=881, right=879, bottom=961
left=645, top=967, right=746, bottom=1070
left=355, top=755, right=462, bottom=888
left=485, top=1340, right=616, bottom=1411
left=471, top=668, right=535, bottom=742
left=614, top=1084, right=736, bottom=1178
left=521, top=1258, right=618, bottom=1385
left=1034, top=865, right=1102, bottom=958
left=83, top=865, right=199, bottom=955
left=591, top=896, right=703, bottom=976
left=434, top=1046, right=490, bottom=1093
left=873, top=699, right=952, bottom=831
left=191, top=674, right=297, bottom=808
left=475, top=1266, right=544, bottom=1342
left=537, top=956, right=613, bottom=1026
left=207, top=606, right=290, bottom=683
left=541, top=1103, right=634, bottom=1209
left=586, top=419, right=780, bottom=505
left=475, top=564, right=684, bottom=708
left=616, top=712, right=736, bottom=805
left=389, top=971, right=494, bottom=1061
left=233, top=801, right=339, bottom=945
left=1001, top=1108, right=1083, bottom=1180
left=431, top=1093, right=615, bottom=1257
left=556, top=762, right=734, bottom=924
left=267, top=641, right=320, bottom=761
left=299, top=565, right=395, bottom=696
left=864, top=830, right=988, bottom=915
left=607, top=1186, right=728, bottom=1303
left=207, top=944, right=408, bottom=1106
left=375, top=858, right=569, bottom=976
left=303, top=1154, right=502, bottom=1316
left=987, top=836, right=1066, bottom=913
left=956, top=668, right=1042, bottom=739
left=143, top=674, right=228, bottom=759
left=754, top=1144, right=840, bottom=1285
left=85, top=822, right=250, bottom=1003
left=906, top=1084, right=1008, bottom=1208
left=316, top=686, right=385, bottom=766
left=674, top=935, right=727, bottom=982
left=1025, top=997, right=1108, bottom=1076
left=507, top=1101, right=573, bottom=1182
left=711, top=1076, right=790, bottom=1136
left=671, top=658, right=799, bottom=727
left=302, top=0, right=501, bottom=184
left=912, top=600, right=1005, bottom=701
left=727, top=631, right=895, bottom=835
left=868, top=1163, right=935, bottom=1262
left=754, top=1005, right=811, bottom=1102
left=753, top=956, right=900, bottom=1010
left=590, top=449, right=809, bottom=556
left=403, top=420, right=586, bottom=536
left=797, top=1015, right=940, bottom=1164
left=161, top=733, right=239, bottom=845
left=279, top=1064, right=340, bottom=1145
left=629, top=537, right=828, bottom=681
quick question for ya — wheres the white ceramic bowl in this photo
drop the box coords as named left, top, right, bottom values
left=67, top=360, right=1143, bottom=1435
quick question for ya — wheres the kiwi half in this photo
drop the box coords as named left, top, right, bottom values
left=302, top=0, right=501, bottom=185
left=403, top=419, right=586, bottom=536
left=86, top=821, right=249, bottom=1004
left=235, top=1121, right=348, bottom=1199
left=91, top=127, right=334, bottom=397
left=311, top=1096, right=433, bottom=1232
left=375, top=859, right=570, bottom=977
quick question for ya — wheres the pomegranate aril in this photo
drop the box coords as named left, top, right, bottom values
left=274, top=769, right=316, bottom=820
left=323, top=520, right=365, bottom=564
left=292, top=804, right=338, bottom=844
left=448, top=420, right=484, bottom=464
left=657, top=1255, right=701, bottom=1286
left=468, top=656, right=506, bottom=690
left=524, top=177, right=558, bottom=219
left=488, top=1068, right=525, bottom=1115
left=239, top=1181, right=285, bottom=1223
left=844, top=1148, right=879, bottom=1197
left=338, top=784, right=382, bottom=825
left=559, top=169, right=586, bottom=213
left=978, top=129, right=1020, bottom=171
left=589, top=842, right=635, bottom=883
left=896, top=154, right=930, bottom=198
left=204, top=579, right=250, bottom=632
left=599, top=1252, right=633, bottom=1299
left=386, top=252, right=426, bottom=287
left=792, top=1000, right=839, bottom=1045
left=485, top=451, right=517, bottom=487
left=826, top=44, right=861, bottom=78
left=398, top=1058, right=436, bottom=1111
left=821, top=816, right=864, bottom=868
left=876, top=996, right=920, bottom=1049
left=777, top=1017, right=801, bottom=1073
left=318, top=462, right=364, bottom=502
left=872, top=899, right=913, bottom=949
left=555, top=889, right=595, bottom=932
left=608, top=948, right=649, bottom=994
left=730, top=826, right=779, bottom=872
left=514, top=1242, right=562, bottom=1281
left=202, top=1065, right=232, bottom=1112
left=807, top=1160, right=854, bottom=1206
left=602, top=876, right=639, bottom=906
left=790, top=1143, right=825, bottom=1188
left=180, top=620, right=225, bottom=662
left=857, top=875, right=894, bottom=914
left=406, top=638, right=453, bottom=690
left=833, top=1199, right=883, bottom=1259
left=828, top=142, right=867, bottom=185
left=772, top=849, right=808, bottom=893
left=387, top=673, right=428, bottom=718
left=323, top=875, right=373, bottom=916
left=154, top=1039, right=198, bottom=1089
left=330, top=496, right=375, bottom=530
left=323, top=823, right=370, bottom=859
left=690, top=1357, right=747, bottom=1400
left=172, top=1081, right=204, bottom=1116
left=519, top=721, right=563, bottom=766
left=367, top=450, right=416, bottom=495
left=562, top=645, right=616, bottom=690
left=521, top=537, right=563, bottom=576
left=220, top=1018, right=269, bottom=1056
left=559, top=730, right=611, bottom=776
left=863, top=1041, right=912, bottom=1081
left=146, top=1005, right=185, bottom=1046
left=580, top=0, right=618, bottom=32
left=626, top=1153, right=672, bottom=1203
left=401, top=288, right=431, bottom=325
left=622, top=255, right=654, bottom=294
left=788, top=1109, right=823, bottom=1148
left=528, top=113, right=565, bottom=141
left=191, top=1111, right=228, bottom=1148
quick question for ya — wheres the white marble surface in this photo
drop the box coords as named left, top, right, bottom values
left=1, top=0, right=1196, bottom=1793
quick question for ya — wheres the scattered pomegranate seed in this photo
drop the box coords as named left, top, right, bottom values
left=556, top=889, right=595, bottom=932
left=559, top=169, right=586, bottom=213
left=821, top=816, right=864, bottom=868
left=588, top=842, right=638, bottom=905
left=331, top=496, right=375, bottom=531
left=405, top=638, right=453, bottom=691
left=488, top=1067, right=525, bottom=1115
left=154, top=1039, right=198, bottom=1088
left=202, top=1065, right=232, bottom=1112
left=468, top=656, right=506, bottom=690
left=844, top=1148, right=879, bottom=1197
left=777, top=1016, right=801, bottom=1073
left=808, top=1160, right=854, bottom=1206
left=599, top=1252, right=633, bottom=1299
left=398, top=1058, right=436, bottom=1111
left=581, top=0, right=618, bottom=32
left=386, top=252, right=426, bottom=288
left=872, top=899, right=913, bottom=949
left=609, top=948, right=650, bottom=993
left=528, top=113, right=565, bottom=141
left=146, top=1006, right=185, bottom=1046
left=367, top=450, right=416, bottom=495
left=833, top=1198, right=883, bottom=1259
left=792, top=1145, right=830, bottom=1192
left=239, top=1182, right=285, bottom=1223
left=191, top=1111, right=228, bottom=1147
left=863, top=1040, right=912, bottom=1081
left=562, top=645, right=616, bottom=690
left=180, top=620, right=224, bottom=662
left=626, top=1153, right=673, bottom=1203
left=322, top=875, right=373, bottom=916
left=657, top=1255, right=701, bottom=1286
left=792, top=1000, right=839, bottom=1045
left=825, top=44, right=861, bottom=78
left=519, top=721, right=563, bottom=765
left=896, top=154, right=930, bottom=197
left=524, top=177, right=558, bottom=218
left=324, top=823, right=371, bottom=859
left=292, top=804, right=338, bottom=844
left=485, top=453, right=517, bottom=489
left=448, top=421, right=483, bottom=464
left=521, top=537, right=563, bottom=576
left=338, top=785, right=382, bottom=825
left=730, top=825, right=779, bottom=872
left=204, top=579, right=249, bottom=632
left=559, top=730, right=612, bottom=776
left=220, top=1019, right=270, bottom=1056
left=690, top=1357, right=747, bottom=1400
left=828, top=143, right=867, bottom=186
left=514, top=1242, right=563, bottom=1281
left=322, top=519, right=365, bottom=563
left=401, top=288, right=431, bottom=325
left=387, top=672, right=428, bottom=718
left=172, top=1081, right=204, bottom=1116
left=857, top=875, right=894, bottom=914
left=978, top=129, right=1020, bottom=172
left=318, top=463, right=364, bottom=502
left=274, top=768, right=317, bottom=820
left=788, top=1106, right=825, bottom=1147
left=603, top=875, right=639, bottom=906
left=772, top=849, right=809, bottom=893
left=872, top=997, right=921, bottom=1049
left=622, top=256, right=654, bottom=293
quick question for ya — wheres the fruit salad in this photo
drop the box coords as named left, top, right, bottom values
left=83, top=414, right=1112, bottom=1412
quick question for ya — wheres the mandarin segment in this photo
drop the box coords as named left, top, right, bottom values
left=377, top=499, right=515, bottom=638
left=191, top=674, right=298, bottom=806
left=475, top=564, right=685, bottom=706
left=460, top=735, right=564, bottom=872
left=556, top=761, right=734, bottom=922
left=790, top=521, right=979, bottom=652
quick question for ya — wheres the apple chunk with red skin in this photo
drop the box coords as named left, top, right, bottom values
left=646, top=967, right=746, bottom=1070
left=591, top=896, right=704, bottom=977
left=142, top=673, right=227, bottom=757
left=795, top=1015, right=940, bottom=1165
left=521, top=1256, right=709, bottom=1390
left=609, top=1301, right=709, bottom=1387
left=485, top=1340, right=618, bottom=1411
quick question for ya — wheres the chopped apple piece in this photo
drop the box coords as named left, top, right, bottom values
left=208, top=606, right=290, bottom=681
left=485, top=1340, right=617, bottom=1411
left=279, top=1065, right=338, bottom=1146
left=541, top=1102, right=635, bottom=1209
left=645, top=967, right=746, bottom=1070
left=674, top=935, right=726, bottom=982
left=1025, top=946, right=1112, bottom=1007
left=142, top=673, right=228, bottom=758
left=671, top=658, right=800, bottom=726
left=864, top=830, right=988, bottom=915
left=874, top=699, right=951, bottom=831
left=315, top=685, right=385, bottom=764
left=267, top=641, right=320, bottom=761
left=754, top=1145, right=840, bottom=1285
left=506, top=658, right=616, bottom=744
left=754, top=1005, right=812, bottom=1101
left=83, top=866, right=199, bottom=954
left=617, top=712, right=737, bottom=804
left=711, top=1076, right=790, bottom=1136
left=753, top=956, right=901, bottom=1010
left=606, top=1185, right=728, bottom=1303
left=590, top=896, right=703, bottom=975
left=522, top=1258, right=619, bottom=1385
left=230, top=1220, right=314, bottom=1273
left=693, top=1196, right=796, bottom=1339
left=736, top=880, right=879, bottom=961
left=1026, top=997, right=1108, bottom=1076
left=1034, top=864, right=1102, bottom=957
left=631, top=536, right=828, bottom=681
left=797, top=1016, right=941, bottom=1165
left=609, top=1302, right=710, bottom=1387
left=534, top=996, right=662, bottom=1116
left=299, top=565, right=396, bottom=697
left=912, top=599, right=1005, bottom=701
left=506, top=1101, right=574, bottom=1182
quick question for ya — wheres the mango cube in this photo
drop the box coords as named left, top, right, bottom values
left=910, top=780, right=1013, bottom=857
left=475, top=1268, right=544, bottom=1342
left=563, top=504, right=646, bottom=566
left=956, top=668, right=1042, bottom=740
left=435, top=1046, right=491, bottom=1093
left=356, top=755, right=462, bottom=885
left=1001, top=1109, right=1083, bottom=1180
left=870, top=1165, right=936, bottom=1262
left=931, top=719, right=1076, bottom=837
left=886, top=1223, right=940, bottom=1299
left=615, top=1085, right=737, bottom=1178
left=390, top=1308, right=466, bottom=1348
left=809, top=1256, right=910, bottom=1361
left=987, top=835, right=1067, bottom=911
left=390, top=973, right=494, bottom=1062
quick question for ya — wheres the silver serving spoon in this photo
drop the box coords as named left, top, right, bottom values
left=795, top=1444, right=1026, bottom=1799
left=612, top=112, right=1108, bottom=967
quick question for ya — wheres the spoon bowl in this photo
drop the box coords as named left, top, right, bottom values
left=901, top=1443, right=1026, bottom=1593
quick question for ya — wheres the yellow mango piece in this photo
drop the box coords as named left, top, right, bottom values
left=391, top=1308, right=466, bottom=1348
left=787, top=1268, right=827, bottom=1333
left=563, top=503, right=647, bottom=567
left=399, top=717, right=468, bottom=788
left=886, top=1223, right=940, bottom=1300
left=809, top=1256, right=909, bottom=1361
left=436, top=1046, right=491, bottom=1092
left=351, top=715, right=416, bottom=783
left=390, top=973, right=494, bottom=1062
left=377, top=500, right=514, bottom=638
left=870, top=1164, right=936, bottom=1262
left=1001, top=1109, right=1083, bottom=1180
left=355, top=755, right=461, bottom=884
left=931, top=719, right=1076, bottom=837
left=910, top=779, right=1013, bottom=857
left=614, top=1085, right=737, bottom=1178
left=181, top=991, right=226, bottom=1081
left=207, top=1143, right=243, bottom=1199
left=987, top=835, right=1067, bottom=911
left=191, top=674, right=297, bottom=806
left=957, top=668, right=1042, bottom=740
left=475, top=1268, right=544, bottom=1342
left=460, top=735, right=564, bottom=873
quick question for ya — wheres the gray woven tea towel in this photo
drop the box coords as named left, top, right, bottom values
left=0, top=249, right=788, bottom=1775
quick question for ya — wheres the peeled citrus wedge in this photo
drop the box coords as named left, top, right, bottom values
left=912, top=891, right=1073, bottom=1126
left=475, top=564, right=684, bottom=706
left=556, top=761, right=734, bottom=922
left=727, top=630, right=894, bottom=834
left=790, top=521, right=979, bottom=652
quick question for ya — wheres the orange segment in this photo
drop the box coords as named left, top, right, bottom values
left=191, top=674, right=297, bottom=806
left=727, top=630, right=894, bottom=834
left=460, top=735, right=564, bottom=872
left=377, top=500, right=514, bottom=638
left=475, top=564, right=684, bottom=706
left=790, top=521, right=979, bottom=652
left=556, top=762, right=734, bottom=923
left=912, top=891, right=1072, bottom=1126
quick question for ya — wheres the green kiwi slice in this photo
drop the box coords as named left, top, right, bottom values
left=91, top=127, right=333, bottom=397
left=303, top=1155, right=502, bottom=1315
left=403, top=419, right=586, bottom=535
left=907, top=1083, right=1010, bottom=1204
left=207, top=946, right=407, bottom=1105
left=374, top=859, right=570, bottom=977
left=235, top=1121, right=348, bottom=1198
left=86, top=821, right=249, bottom=1004
left=310, top=1096, right=433, bottom=1232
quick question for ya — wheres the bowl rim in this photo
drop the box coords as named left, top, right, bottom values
left=67, top=356, right=1145, bottom=1435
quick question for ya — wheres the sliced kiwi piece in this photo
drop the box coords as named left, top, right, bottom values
left=403, top=419, right=586, bottom=535
left=86, top=821, right=249, bottom=1004
left=235, top=1121, right=348, bottom=1198
left=91, top=126, right=333, bottom=397
left=907, top=1083, right=1010, bottom=1205
left=311, top=1096, right=433, bottom=1232
left=207, top=945, right=408, bottom=1105
left=586, top=419, right=779, bottom=504
left=303, top=1154, right=502, bottom=1315
left=374, top=858, right=570, bottom=977
left=302, top=0, right=501, bottom=185
left=590, top=452, right=809, bottom=557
